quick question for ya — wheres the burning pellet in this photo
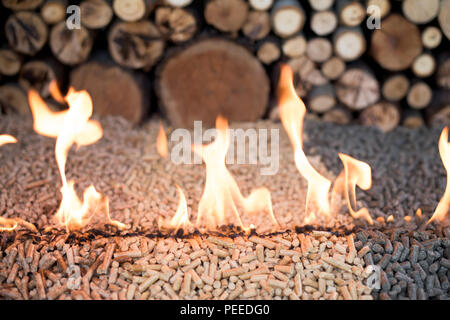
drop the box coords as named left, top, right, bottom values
left=208, top=237, right=235, bottom=249
left=34, top=272, right=46, bottom=300
left=249, top=236, right=276, bottom=249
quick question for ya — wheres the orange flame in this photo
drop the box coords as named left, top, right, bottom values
left=157, top=121, right=168, bottom=159
left=0, top=134, right=17, bottom=146
left=277, top=64, right=331, bottom=224
left=49, top=80, right=66, bottom=104
left=28, top=88, right=125, bottom=232
left=192, top=116, right=278, bottom=232
left=428, top=127, right=450, bottom=225
left=158, top=185, right=191, bottom=233
left=335, top=153, right=373, bottom=224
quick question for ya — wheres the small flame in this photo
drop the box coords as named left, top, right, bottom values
left=428, top=127, right=450, bottom=225
left=157, top=121, right=168, bottom=159
left=386, top=215, right=394, bottom=222
left=277, top=64, right=331, bottom=223
left=416, top=208, right=423, bottom=219
left=49, top=80, right=66, bottom=104
left=192, top=116, right=278, bottom=231
left=336, top=153, right=373, bottom=224
left=158, top=185, right=191, bottom=233
left=28, top=87, right=125, bottom=231
left=0, top=134, right=17, bottom=146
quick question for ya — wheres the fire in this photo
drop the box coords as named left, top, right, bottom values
left=428, top=127, right=450, bottom=225
left=158, top=185, right=191, bottom=233
left=336, top=153, right=373, bottom=224
left=49, top=80, right=66, bottom=104
left=28, top=87, right=125, bottom=231
left=277, top=64, right=331, bottom=223
left=0, top=134, right=17, bottom=146
left=192, top=116, right=278, bottom=231
left=157, top=121, right=168, bottom=159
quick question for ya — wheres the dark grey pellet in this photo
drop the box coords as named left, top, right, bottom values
left=441, top=258, right=450, bottom=269
left=418, top=249, right=427, bottom=261
left=372, top=243, right=384, bottom=254
left=385, top=239, right=393, bottom=254
left=364, top=252, right=374, bottom=266
left=392, top=242, right=404, bottom=262
left=429, top=261, right=440, bottom=274
left=410, top=245, right=419, bottom=264
left=379, top=292, right=391, bottom=300
left=419, top=260, right=429, bottom=273
left=408, top=283, right=417, bottom=300
left=417, top=288, right=427, bottom=300
left=400, top=261, right=411, bottom=270
left=425, top=275, right=434, bottom=291
left=399, top=247, right=410, bottom=262
left=379, top=254, right=392, bottom=269
left=440, top=275, right=449, bottom=290
left=373, top=253, right=382, bottom=264
left=380, top=271, right=391, bottom=292
left=401, top=236, right=410, bottom=249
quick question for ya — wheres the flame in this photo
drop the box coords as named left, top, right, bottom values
left=158, top=185, right=191, bottom=233
left=277, top=64, right=331, bottom=224
left=49, top=80, right=66, bottom=104
left=428, top=127, right=450, bottom=224
left=0, top=134, right=17, bottom=146
left=157, top=121, right=168, bottom=159
left=192, top=116, right=278, bottom=231
left=28, top=87, right=125, bottom=231
left=386, top=215, right=394, bottom=222
left=336, top=153, right=373, bottom=224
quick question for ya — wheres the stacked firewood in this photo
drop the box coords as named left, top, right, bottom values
left=0, top=0, right=449, bottom=130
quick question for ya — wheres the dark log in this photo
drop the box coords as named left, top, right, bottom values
left=0, top=49, right=21, bottom=76
left=2, top=0, right=43, bottom=10
left=242, top=10, right=271, bottom=41
left=0, top=84, right=30, bottom=115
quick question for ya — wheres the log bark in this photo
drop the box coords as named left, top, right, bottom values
left=336, top=66, right=380, bottom=110
left=310, top=10, right=337, bottom=36
left=411, top=53, right=436, bottom=78
left=439, top=0, right=450, bottom=40
left=0, top=49, right=21, bottom=76
left=5, top=11, right=48, bottom=56
left=337, top=0, right=366, bottom=27
left=204, top=0, right=249, bottom=33
left=113, top=0, right=156, bottom=22
left=50, top=22, right=94, bottom=66
left=402, top=109, right=424, bottom=129
left=80, top=0, right=114, bottom=30
left=370, top=14, right=422, bottom=71
left=287, top=56, right=328, bottom=98
left=307, top=83, right=336, bottom=113
left=333, top=27, right=366, bottom=62
left=155, top=38, right=269, bottom=128
left=281, top=34, right=307, bottom=58
left=321, top=56, right=346, bottom=80
left=18, top=59, right=64, bottom=99
left=308, top=0, right=334, bottom=11
left=2, top=0, right=43, bottom=10
left=366, top=0, right=390, bottom=19
left=70, top=57, right=150, bottom=124
left=407, top=81, right=432, bottom=109
left=402, top=0, right=440, bottom=24
left=271, top=0, right=305, bottom=38
left=0, top=84, right=30, bottom=115
left=381, top=74, right=410, bottom=102
left=306, top=37, right=332, bottom=63
left=248, top=0, right=273, bottom=11
left=108, top=20, right=165, bottom=70
left=359, top=101, right=400, bottom=133
left=322, top=106, right=351, bottom=125
left=40, top=0, right=67, bottom=25
left=437, top=54, right=450, bottom=89
left=242, top=10, right=271, bottom=41
left=422, top=26, right=442, bottom=50
left=155, top=6, right=197, bottom=43
left=256, top=39, right=280, bottom=65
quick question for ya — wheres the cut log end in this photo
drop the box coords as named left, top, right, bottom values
left=242, top=10, right=271, bottom=41
left=113, top=0, right=148, bottom=22
left=422, top=26, right=442, bottom=49
left=70, top=59, right=150, bottom=124
left=257, top=41, right=281, bottom=65
left=40, top=0, right=67, bottom=25
left=205, top=0, right=249, bottom=33
left=308, top=83, right=336, bottom=113
left=359, top=102, right=400, bottom=133
left=156, top=39, right=269, bottom=128
left=0, top=49, right=21, bottom=76
left=271, top=0, right=305, bottom=38
left=407, top=82, right=432, bottom=109
left=321, top=56, right=346, bottom=80
left=18, top=60, right=58, bottom=99
left=308, top=0, right=334, bottom=12
left=5, top=11, right=48, bottom=56
left=0, top=84, right=30, bottom=115
left=382, top=74, right=410, bottom=102
left=80, top=0, right=114, bottom=30
left=281, top=35, right=307, bottom=58
left=306, top=38, right=332, bottom=63
left=310, top=10, right=337, bottom=36
left=2, top=0, right=43, bottom=10
left=155, top=7, right=197, bottom=43
left=338, top=0, right=366, bottom=27
left=402, top=0, right=440, bottom=24
left=108, top=20, right=165, bottom=69
left=322, top=107, right=351, bottom=125
left=412, top=53, right=436, bottom=78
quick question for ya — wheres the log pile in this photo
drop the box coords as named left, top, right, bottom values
left=0, top=0, right=448, bottom=130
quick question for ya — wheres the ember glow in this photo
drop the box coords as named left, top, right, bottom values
left=428, top=127, right=450, bottom=225
left=158, top=185, right=191, bottom=233
left=28, top=88, right=126, bottom=232
left=336, top=153, right=373, bottom=225
left=192, top=116, right=278, bottom=232
left=157, top=121, right=168, bottom=159
left=277, top=64, right=331, bottom=224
